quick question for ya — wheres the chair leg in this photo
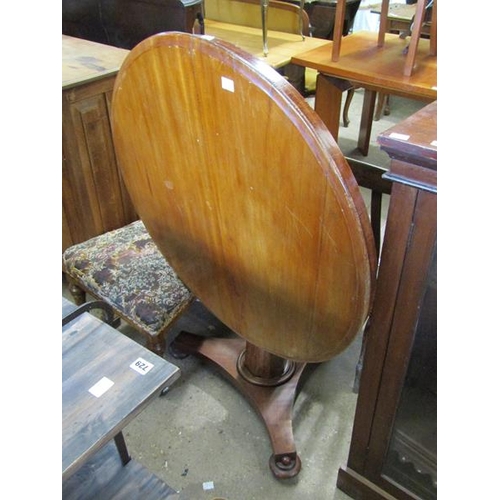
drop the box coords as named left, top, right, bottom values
left=429, top=0, right=437, bottom=56
left=147, top=335, right=166, bottom=357
left=374, top=93, right=384, bottom=121
left=374, top=93, right=391, bottom=121
left=403, top=0, right=426, bottom=76
left=383, top=95, right=391, bottom=116
left=66, top=277, right=86, bottom=305
left=343, top=87, right=355, bottom=127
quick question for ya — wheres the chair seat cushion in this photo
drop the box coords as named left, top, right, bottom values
left=62, top=220, right=193, bottom=337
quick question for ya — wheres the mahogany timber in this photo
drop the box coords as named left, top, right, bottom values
left=292, top=31, right=437, bottom=101
left=337, top=101, right=437, bottom=499
left=291, top=31, right=436, bottom=154
left=111, top=32, right=376, bottom=364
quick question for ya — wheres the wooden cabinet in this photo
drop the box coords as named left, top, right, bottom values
left=62, top=36, right=137, bottom=251
left=337, top=101, right=437, bottom=500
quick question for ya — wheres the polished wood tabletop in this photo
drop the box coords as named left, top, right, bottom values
left=63, top=26, right=328, bottom=87
left=378, top=100, right=437, bottom=173
left=291, top=31, right=437, bottom=98
left=111, top=32, right=376, bottom=363
left=205, top=19, right=331, bottom=69
left=291, top=30, right=436, bottom=154
left=62, top=300, right=180, bottom=480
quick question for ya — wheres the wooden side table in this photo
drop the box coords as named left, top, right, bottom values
left=62, top=35, right=138, bottom=252
left=62, top=297, right=180, bottom=498
left=291, top=31, right=436, bottom=156
left=337, top=101, right=437, bottom=499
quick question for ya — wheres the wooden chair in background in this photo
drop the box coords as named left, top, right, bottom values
left=339, top=0, right=436, bottom=127
left=204, top=0, right=311, bottom=90
left=332, top=0, right=437, bottom=76
left=204, top=0, right=310, bottom=37
left=110, top=32, right=376, bottom=478
left=375, top=0, right=436, bottom=118
left=302, top=0, right=361, bottom=96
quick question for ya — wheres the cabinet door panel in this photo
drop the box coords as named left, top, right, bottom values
left=63, top=79, right=137, bottom=250
left=363, top=187, right=437, bottom=500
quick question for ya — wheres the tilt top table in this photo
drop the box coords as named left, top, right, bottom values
left=62, top=297, right=180, bottom=498
left=110, top=31, right=375, bottom=478
left=291, top=30, right=437, bottom=155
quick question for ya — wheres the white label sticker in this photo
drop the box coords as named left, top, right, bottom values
left=203, top=481, right=214, bottom=491
left=89, top=377, right=114, bottom=398
left=389, top=132, right=410, bottom=141
left=130, top=357, right=154, bottom=375
left=221, top=76, right=235, bottom=93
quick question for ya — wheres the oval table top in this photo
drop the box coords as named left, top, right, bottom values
left=111, top=32, right=376, bottom=363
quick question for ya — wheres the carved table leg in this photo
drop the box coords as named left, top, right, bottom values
left=171, top=332, right=306, bottom=478
left=343, top=88, right=354, bottom=127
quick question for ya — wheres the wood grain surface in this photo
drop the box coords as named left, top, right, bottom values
left=62, top=35, right=129, bottom=89
left=62, top=311, right=180, bottom=479
left=111, top=32, right=376, bottom=362
left=62, top=440, right=177, bottom=499
left=204, top=19, right=330, bottom=68
left=291, top=31, right=437, bottom=100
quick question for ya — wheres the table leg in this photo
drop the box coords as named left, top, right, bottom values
left=358, top=89, right=377, bottom=156
left=171, top=332, right=306, bottom=479
left=114, top=431, right=131, bottom=466
left=314, top=73, right=351, bottom=141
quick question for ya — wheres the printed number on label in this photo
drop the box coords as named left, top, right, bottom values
left=130, top=357, right=154, bottom=375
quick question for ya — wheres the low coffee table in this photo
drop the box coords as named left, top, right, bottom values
left=62, top=297, right=180, bottom=498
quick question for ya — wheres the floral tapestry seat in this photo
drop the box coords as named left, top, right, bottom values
left=62, top=220, right=194, bottom=355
